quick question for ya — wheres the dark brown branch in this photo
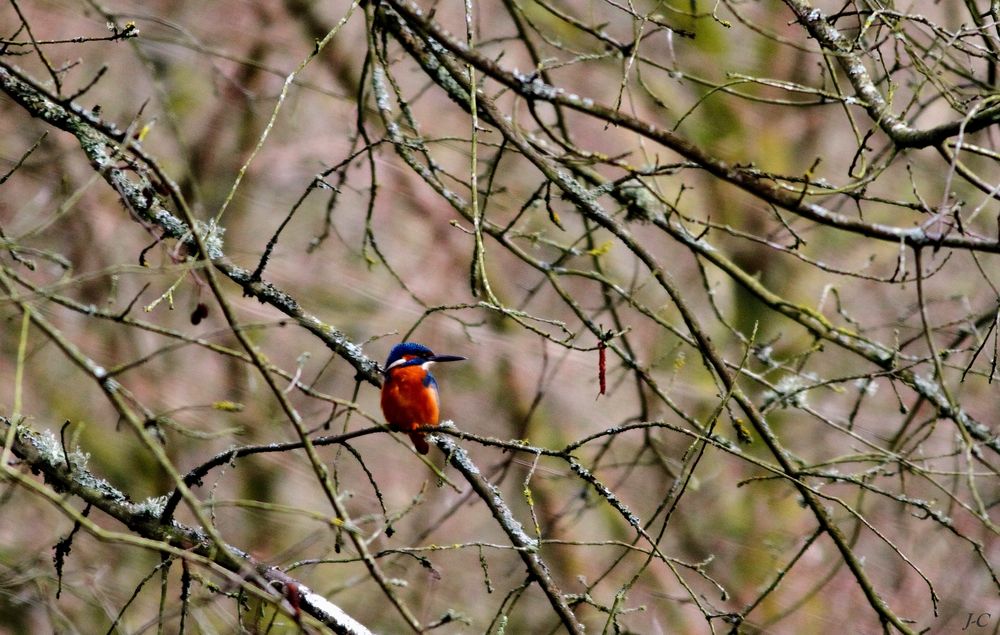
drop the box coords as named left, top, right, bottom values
left=380, top=0, right=1000, bottom=255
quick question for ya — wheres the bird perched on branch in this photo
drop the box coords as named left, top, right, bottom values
left=380, top=342, right=465, bottom=454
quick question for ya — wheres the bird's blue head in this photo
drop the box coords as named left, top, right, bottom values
left=383, top=342, right=465, bottom=375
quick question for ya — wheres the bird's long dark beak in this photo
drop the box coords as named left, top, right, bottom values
left=429, top=354, right=465, bottom=363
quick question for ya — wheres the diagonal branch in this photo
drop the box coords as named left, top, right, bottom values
left=783, top=0, right=1000, bottom=148
left=0, top=416, right=373, bottom=635
left=432, top=431, right=585, bottom=635
left=374, top=5, right=919, bottom=631
left=378, top=0, right=1000, bottom=254
left=0, top=60, right=382, bottom=386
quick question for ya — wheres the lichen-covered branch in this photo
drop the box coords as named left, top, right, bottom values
left=0, top=416, right=373, bottom=635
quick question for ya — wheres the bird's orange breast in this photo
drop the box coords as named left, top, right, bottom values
left=380, top=365, right=440, bottom=434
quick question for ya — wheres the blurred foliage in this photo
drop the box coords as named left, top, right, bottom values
left=1, top=0, right=999, bottom=633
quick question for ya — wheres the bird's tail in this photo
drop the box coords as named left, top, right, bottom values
left=409, top=432, right=430, bottom=455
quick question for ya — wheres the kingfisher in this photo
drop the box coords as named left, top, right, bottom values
left=380, top=342, right=465, bottom=454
